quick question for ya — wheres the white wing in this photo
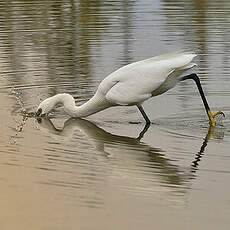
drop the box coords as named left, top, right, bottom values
left=97, top=51, right=197, bottom=105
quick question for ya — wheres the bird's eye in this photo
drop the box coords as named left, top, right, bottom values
left=36, top=108, right=42, bottom=117
left=36, top=117, right=42, bottom=123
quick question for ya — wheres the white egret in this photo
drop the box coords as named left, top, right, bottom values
left=36, top=51, right=223, bottom=126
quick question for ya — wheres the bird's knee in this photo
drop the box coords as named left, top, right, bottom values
left=181, top=73, right=200, bottom=83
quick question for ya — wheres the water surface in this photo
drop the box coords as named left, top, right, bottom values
left=0, top=0, right=230, bottom=229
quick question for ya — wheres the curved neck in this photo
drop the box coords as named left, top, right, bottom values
left=52, top=93, right=111, bottom=117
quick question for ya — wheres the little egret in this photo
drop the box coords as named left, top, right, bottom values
left=36, top=51, right=223, bottom=126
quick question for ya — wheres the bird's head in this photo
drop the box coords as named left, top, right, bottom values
left=36, top=97, right=56, bottom=117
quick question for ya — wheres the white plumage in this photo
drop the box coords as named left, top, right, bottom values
left=36, top=51, right=222, bottom=126
left=101, top=51, right=196, bottom=105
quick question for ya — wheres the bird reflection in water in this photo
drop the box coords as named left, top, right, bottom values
left=36, top=116, right=224, bottom=188
left=191, top=124, right=224, bottom=172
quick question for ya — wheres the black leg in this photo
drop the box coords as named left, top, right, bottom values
left=137, top=122, right=150, bottom=140
left=180, top=73, right=224, bottom=126
left=137, top=105, right=151, bottom=125
left=181, top=73, right=211, bottom=115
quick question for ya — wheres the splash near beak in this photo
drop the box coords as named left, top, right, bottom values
left=36, top=108, right=42, bottom=117
left=208, top=110, right=225, bottom=126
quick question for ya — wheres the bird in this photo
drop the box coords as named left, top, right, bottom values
left=36, top=51, right=224, bottom=126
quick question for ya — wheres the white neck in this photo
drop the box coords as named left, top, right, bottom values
left=49, top=93, right=111, bottom=117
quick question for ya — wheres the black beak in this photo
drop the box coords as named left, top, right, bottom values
left=36, top=108, right=42, bottom=117
left=221, top=111, right=225, bottom=117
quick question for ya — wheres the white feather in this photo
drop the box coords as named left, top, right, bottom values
left=37, top=51, right=197, bottom=118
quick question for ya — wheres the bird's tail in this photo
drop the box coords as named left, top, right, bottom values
left=176, top=62, right=197, bottom=71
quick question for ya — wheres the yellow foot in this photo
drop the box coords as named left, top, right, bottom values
left=208, top=110, right=225, bottom=126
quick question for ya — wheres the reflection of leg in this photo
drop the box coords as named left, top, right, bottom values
left=137, top=105, right=151, bottom=125
left=180, top=73, right=224, bottom=126
left=137, top=122, right=150, bottom=140
left=191, top=125, right=213, bottom=170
